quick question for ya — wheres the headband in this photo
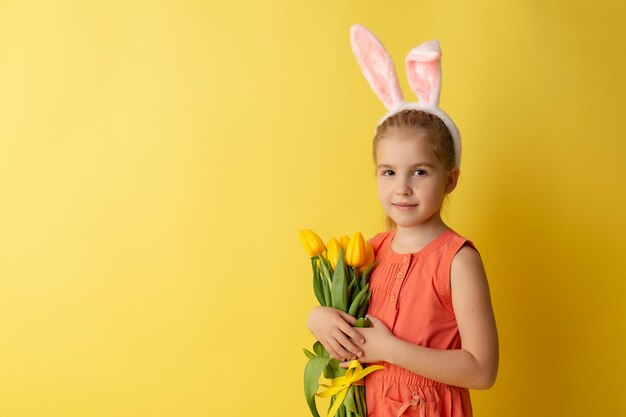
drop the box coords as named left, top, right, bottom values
left=350, top=24, right=461, bottom=169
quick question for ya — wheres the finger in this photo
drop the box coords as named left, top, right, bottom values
left=322, top=341, right=342, bottom=361
left=333, top=330, right=362, bottom=359
left=339, top=361, right=350, bottom=368
left=329, top=339, right=351, bottom=361
left=338, top=321, right=366, bottom=344
left=330, top=335, right=357, bottom=360
left=366, top=314, right=381, bottom=326
left=337, top=310, right=357, bottom=325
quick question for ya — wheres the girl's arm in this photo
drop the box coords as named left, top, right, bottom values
left=342, top=245, right=499, bottom=390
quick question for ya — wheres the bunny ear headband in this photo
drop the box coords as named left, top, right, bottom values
left=350, top=24, right=461, bottom=169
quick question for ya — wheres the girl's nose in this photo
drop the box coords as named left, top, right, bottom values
left=395, top=178, right=412, bottom=196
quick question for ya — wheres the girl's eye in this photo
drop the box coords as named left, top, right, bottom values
left=413, top=169, right=427, bottom=176
left=381, top=170, right=395, bottom=176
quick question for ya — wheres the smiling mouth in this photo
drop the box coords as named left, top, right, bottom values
left=393, top=203, right=418, bottom=210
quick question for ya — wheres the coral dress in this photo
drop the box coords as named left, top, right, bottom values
left=365, top=228, right=476, bottom=417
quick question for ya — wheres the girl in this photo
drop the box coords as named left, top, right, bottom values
left=307, top=25, right=498, bottom=417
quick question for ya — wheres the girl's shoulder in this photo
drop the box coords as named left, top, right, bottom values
left=367, top=230, right=393, bottom=252
left=448, top=228, right=480, bottom=256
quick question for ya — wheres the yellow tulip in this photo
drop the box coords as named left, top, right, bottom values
left=339, top=235, right=350, bottom=253
left=299, top=229, right=325, bottom=257
left=326, top=238, right=341, bottom=269
left=345, top=232, right=366, bottom=267
left=315, top=248, right=327, bottom=268
left=358, top=241, right=375, bottom=274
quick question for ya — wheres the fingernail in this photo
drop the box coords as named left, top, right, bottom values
left=361, top=339, right=365, bottom=343
left=357, top=351, right=362, bottom=357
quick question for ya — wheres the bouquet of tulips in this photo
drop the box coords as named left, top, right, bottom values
left=299, top=229, right=383, bottom=417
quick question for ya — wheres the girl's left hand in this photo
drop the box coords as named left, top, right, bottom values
left=339, top=314, right=395, bottom=367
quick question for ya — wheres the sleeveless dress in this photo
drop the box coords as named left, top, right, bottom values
left=365, top=228, right=477, bottom=417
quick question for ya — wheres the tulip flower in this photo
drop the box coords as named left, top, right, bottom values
left=346, top=232, right=366, bottom=267
left=339, top=235, right=350, bottom=253
left=358, top=241, right=375, bottom=274
left=326, top=238, right=341, bottom=269
left=299, top=229, right=325, bottom=257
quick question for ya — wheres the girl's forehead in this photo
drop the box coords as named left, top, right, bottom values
left=376, top=131, right=438, bottom=162
left=381, top=127, right=427, bottom=140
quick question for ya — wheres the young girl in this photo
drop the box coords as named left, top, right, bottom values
left=307, top=25, right=498, bottom=417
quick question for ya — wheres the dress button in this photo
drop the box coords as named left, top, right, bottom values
left=397, top=272, right=403, bottom=278
left=403, top=256, right=409, bottom=262
left=390, top=295, right=396, bottom=302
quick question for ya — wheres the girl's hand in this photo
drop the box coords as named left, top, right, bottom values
left=340, top=314, right=395, bottom=367
left=307, top=306, right=365, bottom=361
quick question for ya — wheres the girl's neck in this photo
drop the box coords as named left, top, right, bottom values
left=391, top=218, right=450, bottom=254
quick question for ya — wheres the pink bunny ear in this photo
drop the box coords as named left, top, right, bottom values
left=405, top=40, right=442, bottom=107
left=350, top=24, right=404, bottom=111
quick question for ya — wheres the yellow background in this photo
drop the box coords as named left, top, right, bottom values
left=1, top=1, right=625, bottom=416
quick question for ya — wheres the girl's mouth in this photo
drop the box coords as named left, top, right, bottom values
left=393, top=203, right=417, bottom=211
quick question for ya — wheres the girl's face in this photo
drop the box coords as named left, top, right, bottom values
left=375, top=128, right=459, bottom=230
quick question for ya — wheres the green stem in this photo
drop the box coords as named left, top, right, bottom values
left=317, top=255, right=332, bottom=284
left=355, top=386, right=364, bottom=417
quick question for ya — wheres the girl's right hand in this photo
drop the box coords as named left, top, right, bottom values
left=306, top=306, right=365, bottom=361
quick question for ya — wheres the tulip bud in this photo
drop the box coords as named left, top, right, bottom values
left=326, top=238, right=341, bottom=269
left=345, top=232, right=366, bottom=267
left=339, top=235, right=350, bottom=253
left=358, top=241, right=375, bottom=274
left=299, top=229, right=325, bottom=257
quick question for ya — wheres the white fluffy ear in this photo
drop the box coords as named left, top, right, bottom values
left=350, top=24, right=404, bottom=111
left=405, top=40, right=442, bottom=107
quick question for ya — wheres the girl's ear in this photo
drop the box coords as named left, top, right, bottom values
left=445, top=168, right=460, bottom=194
left=350, top=24, right=404, bottom=111
left=405, top=40, right=442, bottom=108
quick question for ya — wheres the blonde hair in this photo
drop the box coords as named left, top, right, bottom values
left=372, top=109, right=457, bottom=230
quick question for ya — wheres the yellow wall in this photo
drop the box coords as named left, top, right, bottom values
left=1, top=1, right=625, bottom=416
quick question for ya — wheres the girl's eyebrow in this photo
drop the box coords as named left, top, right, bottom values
left=377, top=162, right=436, bottom=170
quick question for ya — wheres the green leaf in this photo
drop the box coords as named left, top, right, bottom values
left=313, top=341, right=327, bottom=358
left=313, top=269, right=326, bottom=306
left=303, top=348, right=316, bottom=359
left=344, top=386, right=359, bottom=417
left=321, top=276, right=332, bottom=308
left=348, top=283, right=369, bottom=316
left=353, top=317, right=372, bottom=328
left=351, top=266, right=359, bottom=288
left=304, top=356, right=331, bottom=417
left=338, top=402, right=346, bottom=417
left=323, top=358, right=343, bottom=379
left=331, top=248, right=348, bottom=311
left=328, top=396, right=337, bottom=417
left=357, top=292, right=372, bottom=319
left=333, top=248, right=346, bottom=277
left=359, top=259, right=379, bottom=289
left=328, top=397, right=346, bottom=417
left=347, top=270, right=358, bottom=298
left=319, top=257, right=333, bottom=282
left=354, top=385, right=365, bottom=417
